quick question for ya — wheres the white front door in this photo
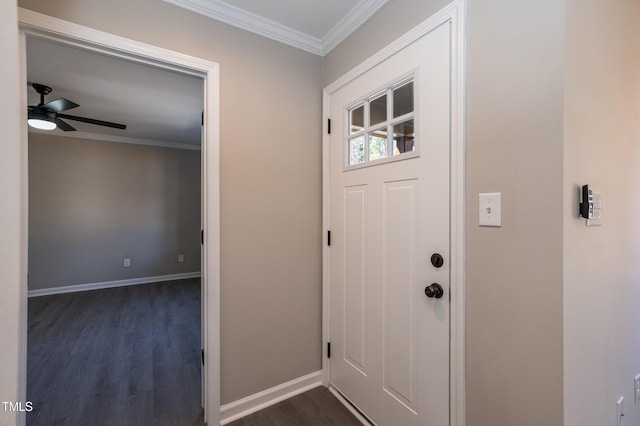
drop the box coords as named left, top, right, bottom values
left=328, top=21, right=452, bottom=426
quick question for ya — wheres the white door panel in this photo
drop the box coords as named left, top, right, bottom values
left=383, top=179, right=418, bottom=411
left=329, top=21, right=451, bottom=426
left=344, top=185, right=367, bottom=373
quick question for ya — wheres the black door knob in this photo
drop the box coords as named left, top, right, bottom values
left=431, top=253, right=444, bottom=268
left=424, top=283, right=444, bottom=299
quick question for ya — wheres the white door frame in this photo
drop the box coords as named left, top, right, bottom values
left=17, top=9, right=221, bottom=426
left=321, top=1, right=466, bottom=424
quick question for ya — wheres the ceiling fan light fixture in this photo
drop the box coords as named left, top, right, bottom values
left=28, top=110, right=57, bottom=130
left=28, top=118, right=57, bottom=131
left=27, top=83, right=126, bottom=132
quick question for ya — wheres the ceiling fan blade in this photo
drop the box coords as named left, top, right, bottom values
left=58, top=113, right=126, bottom=130
left=55, top=118, right=76, bottom=132
left=42, top=98, right=79, bottom=113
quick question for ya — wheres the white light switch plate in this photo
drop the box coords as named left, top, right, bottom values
left=635, top=374, right=640, bottom=404
left=586, top=192, right=603, bottom=226
left=479, top=192, right=502, bottom=227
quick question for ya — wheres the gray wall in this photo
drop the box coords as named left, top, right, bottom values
left=563, top=0, right=640, bottom=424
left=17, top=0, right=324, bottom=405
left=28, top=134, right=201, bottom=291
left=465, top=1, right=565, bottom=425
left=324, top=1, right=565, bottom=425
left=0, top=0, right=25, bottom=424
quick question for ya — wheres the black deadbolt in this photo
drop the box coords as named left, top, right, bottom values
left=431, top=253, right=444, bottom=268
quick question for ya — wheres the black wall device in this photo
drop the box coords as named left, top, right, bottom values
left=580, top=184, right=594, bottom=219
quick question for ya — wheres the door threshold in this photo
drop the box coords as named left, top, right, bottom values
left=328, top=385, right=375, bottom=426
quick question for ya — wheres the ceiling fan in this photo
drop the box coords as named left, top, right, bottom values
left=27, top=83, right=126, bottom=131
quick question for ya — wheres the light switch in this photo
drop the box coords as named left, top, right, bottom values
left=479, top=192, right=502, bottom=227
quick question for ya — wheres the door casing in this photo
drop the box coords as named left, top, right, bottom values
left=17, top=9, right=221, bottom=426
left=321, top=1, right=466, bottom=424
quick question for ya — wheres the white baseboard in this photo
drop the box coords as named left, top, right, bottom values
left=27, top=271, right=201, bottom=297
left=220, top=370, right=323, bottom=425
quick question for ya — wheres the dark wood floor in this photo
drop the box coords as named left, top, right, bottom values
left=227, top=387, right=362, bottom=426
left=27, top=279, right=361, bottom=426
left=27, top=278, right=203, bottom=426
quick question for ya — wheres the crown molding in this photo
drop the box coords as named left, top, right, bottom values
left=321, top=0, right=387, bottom=55
left=28, top=128, right=202, bottom=151
left=162, top=0, right=387, bottom=56
left=163, top=0, right=323, bottom=55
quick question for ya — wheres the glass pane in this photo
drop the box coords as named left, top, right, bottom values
left=349, top=136, right=365, bottom=165
left=368, top=130, right=388, bottom=161
left=369, top=94, right=387, bottom=127
left=393, top=81, right=414, bottom=118
left=349, top=105, right=364, bottom=134
left=392, top=119, right=415, bottom=155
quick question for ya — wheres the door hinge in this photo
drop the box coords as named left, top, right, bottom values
left=202, top=349, right=205, bottom=365
left=327, top=230, right=331, bottom=246
left=201, top=229, right=204, bottom=245
left=327, top=342, right=331, bottom=358
left=327, top=118, right=331, bottom=134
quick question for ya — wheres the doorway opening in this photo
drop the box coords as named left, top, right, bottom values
left=18, top=9, right=220, bottom=426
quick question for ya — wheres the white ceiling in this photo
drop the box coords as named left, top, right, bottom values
left=26, top=37, right=203, bottom=148
left=162, top=0, right=388, bottom=55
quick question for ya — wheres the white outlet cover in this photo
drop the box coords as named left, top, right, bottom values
left=479, top=192, right=502, bottom=227
left=124, top=258, right=131, bottom=267
left=617, top=396, right=624, bottom=426
left=635, top=374, right=640, bottom=404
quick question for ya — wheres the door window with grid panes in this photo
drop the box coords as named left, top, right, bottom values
left=346, top=77, right=415, bottom=168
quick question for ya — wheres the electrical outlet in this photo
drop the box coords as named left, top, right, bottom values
left=617, top=396, right=624, bottom=426
left=124, top=258, right=131, bottom=267
left=178, top=254, right=184, bottom=263
left=635, top=374, right=640, bottom=404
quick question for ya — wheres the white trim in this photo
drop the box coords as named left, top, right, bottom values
left=322, top=2, right=466, bottom=425
left=201, top=47, right=221, bottom=426
left=322, top=89, right=332, bottom=388
left=162, top=0, right=387, bottom=56
left=322, top=0, right=387, bottom=55
left=18, top=9, right=213, bottom=77
left=28, top=129, right=202, bottom=151
left=449, top=2, right=467, bottom=425
left=27, top=272, right=202, bottom=298
left=163, top=0, right=322, bottom=55
left=18, top=9, right=221, bottom=426
left=18, top=27, right=30, bottom=426
left=220, top=371, right=323, bottom=425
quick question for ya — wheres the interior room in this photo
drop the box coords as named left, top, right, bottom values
left=25, top=37, right=205, bottom=425
left=1, top=0, right=639, bottom=425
